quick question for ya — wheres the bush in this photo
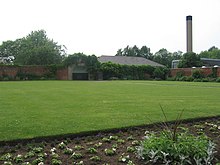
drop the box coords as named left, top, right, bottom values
left=202, top=78, right=209, bottom=82
left=192, top=69, right=204, bottom=79
left=216, top=77, right=220, bottom=82
left=186, top=76, right=194, bottom=82
left=137, top=130, right=216, bottom=164
left=179, top=76, right=187, bottom=81
left=193, top=78, right=202, bottom=82
left=166, top=77, right=175, bottom=81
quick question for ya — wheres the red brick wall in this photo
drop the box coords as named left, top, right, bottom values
left=0, top=65, right=69, bottom=80
left=170, top=68, right=192, bottom=77
left=0, top=66, right=19, bottom=77
left=56, top=68, right=68, bottom=80
left=218, top=68, right=220, bottom=77
left=170, top=68, right=220, bottom=77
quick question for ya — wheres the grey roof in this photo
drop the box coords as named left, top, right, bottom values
left=98, top=55, right=164, bottom=67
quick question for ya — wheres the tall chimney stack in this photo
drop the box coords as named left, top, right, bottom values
left=186, top=15, right=192, bottom=52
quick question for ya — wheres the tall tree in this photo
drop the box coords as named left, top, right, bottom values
left=199, top=46, right=220, bottom=59
left=0, top=30, right=66, bottom=65
left=153, top=48, right=172, bottom=67
left=140, top=46, right=153, bottom=60
left=115, top=45, right=153, bottom=59
left=178, top=52, right=202, bottom=68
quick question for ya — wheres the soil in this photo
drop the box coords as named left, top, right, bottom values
left=0, top=116, right=220, bottom=165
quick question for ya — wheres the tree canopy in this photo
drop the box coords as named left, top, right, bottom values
left=116, top=45, right=153, bottom=60
left=178, top=52, right=202, bottom=68
left=63, top=53, right=100, bottom=73
left=115, top=45, right=183, bottom=68
left=199, top=46, right=220, bottom=59
left=0, top=30, right=66, bottom=65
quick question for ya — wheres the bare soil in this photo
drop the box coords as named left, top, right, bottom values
left=0, top=116, right=220, bottom=165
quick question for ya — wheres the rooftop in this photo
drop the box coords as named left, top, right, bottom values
left=98, top=55, right=164, bottom=67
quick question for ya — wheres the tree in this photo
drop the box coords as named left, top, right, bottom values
left=63, top=53, right=100, bottom=73
left=153, top=48, right=172, bottom=67
left=0, top=30, right=66, bottom=65
left=115, top=45, right=153, bottom=59
left=140, top=46, right=153, bottom=60
left=178, top=52, right=202, bottom=68
left=199, top=46, right=220, bottom=59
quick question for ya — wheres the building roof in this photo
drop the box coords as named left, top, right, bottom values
left=98, top=55, right=164, bottom=67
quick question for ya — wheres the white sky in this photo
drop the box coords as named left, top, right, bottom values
left=1, top=0, right=220, bottom=56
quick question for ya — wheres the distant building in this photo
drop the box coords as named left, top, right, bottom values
left=171, top=58, right=220, bottom=68
left=98, top=55, right=164, bottom=67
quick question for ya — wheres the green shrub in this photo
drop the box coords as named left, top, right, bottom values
left=216, top=77, right=220, bottom=82
left=175, top=70, right=185, bottom=78
left=166, top=77, right=175, bottom=81
left=192, top=69, right=204, bottom=79
left=179, top=76, right=187, bottom=81
left=137, top=130, right=216, bottom=164
left=202, top=78, right=209, bottom=82
left=193, top=78, right=202, bottom=82
left=186, top=76, right=194, bottom=82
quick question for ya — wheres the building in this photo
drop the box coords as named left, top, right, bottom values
left=171, top=58, right=220, bottom=68
left=98, top=55, right=164, bottom=67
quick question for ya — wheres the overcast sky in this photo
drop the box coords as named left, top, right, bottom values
left=1, top=0, right=220, bottom=56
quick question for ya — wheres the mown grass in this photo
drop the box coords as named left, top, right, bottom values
left=0, top=80, right=220, bottom=141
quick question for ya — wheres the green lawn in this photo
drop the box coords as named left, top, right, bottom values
left=0, top=80, right=220, bottom=141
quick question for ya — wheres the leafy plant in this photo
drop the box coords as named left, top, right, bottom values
left=32, top=147, right=43, bottom=153
left=71, top=152, right=83, bottom=160
left=90, top=156, right=101, bottom=161
left=51, top=159, right=62, bottom=165
left=137, top=106, right=217, bottom=165
left=13, top=154, right=23, bottom=163
left=118, top=153, right=130, bottom=163
left=74, top=145, right=84, bottom=150
left=0, top=153, right=13, bottom=161
left=63, top=147, right=73, bottom=155
left=94, top=142, right=102, bottom=148
left=104, top=148, right=117, bottom=156
left=24, top=151, right=35, bottom=158
left=58, top=142, right=66, bottom=149
left=102, top=137, right=111, bottom=143
left=117, top=139, right=125, bottom=144
left=87, top=147, right=97, bottom=154
left=127, top=146, right=136, bottom=153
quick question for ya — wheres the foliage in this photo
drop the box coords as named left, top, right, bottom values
left=0, top=30, right=66, bottom=65
left=178, top=52, right=202, bottom=68
left=116, top=45, right=153, bottom=60
left=100, top=62, right=166, bottom=80
left=153, top=67, right=169, bottom=80
left=192, top=69, right=204, bottom=79
left=63, top=53, right=100, bottom=74
left=153, top=49, right=182, bottom=68
left=216, top=77, right=220, bottom=82
left=137, top=130, right=216, bottom=164
left=115, top=45, right=183, bottom=68
left=199, top=46, right=220, bottom=59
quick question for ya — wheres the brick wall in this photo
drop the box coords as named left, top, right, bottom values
left=56, top=68, right=68, bottom=80
left=0, top=65, right=68, bottom=80
left=170, top=68, right=220, bottom=77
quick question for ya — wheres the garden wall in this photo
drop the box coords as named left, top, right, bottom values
left=0, top=65, right=68, bottom=80
left=170, top=68, right=220, bottom=77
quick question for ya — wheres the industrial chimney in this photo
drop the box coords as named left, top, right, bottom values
left=186, top=15, right=192, bottom=52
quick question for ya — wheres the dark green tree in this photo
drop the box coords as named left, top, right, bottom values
left=115, top=45, right=153, bottom=59
left=199, top=46, right=220, bottom=59
left=63, top=53, right=100, bottom=73
left=178, top=52, right=202, bottom=68
left=153, top=48, right=172, bottom=67
left=15, top=30, right=66, bottom=65
left=0, top=30, right=66, bottom=65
